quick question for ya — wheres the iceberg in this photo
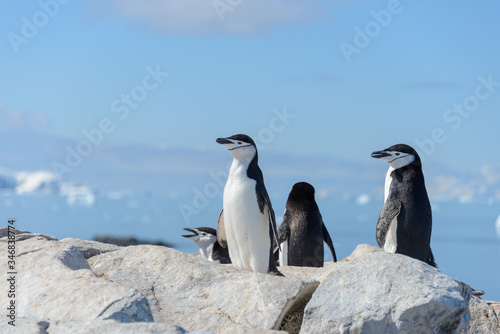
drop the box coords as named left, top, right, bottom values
left=16, top=170, right=60, bottom=194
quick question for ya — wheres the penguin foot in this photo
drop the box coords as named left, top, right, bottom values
left=268, top=268, right=285, bottom=277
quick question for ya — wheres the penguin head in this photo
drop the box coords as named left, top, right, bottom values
left=216, top=134, right=257, bottom=161
left=286, top=182, right=318, bottom=210
left=289, top=182, right=315, bottom=201
left=182, top=227, right=217, bottom=248
left=371, top=144, right=421, bottom=169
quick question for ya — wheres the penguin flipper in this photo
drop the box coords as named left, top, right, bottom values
left=376, top=197, right=402, bottom=248
left=216, top=209, right=227, bottom=248
left=274, top=215, right=290, bottom=264
left=321, top=221, right=337, bottom=262
left=277, top=214, right=290, bottom=246
left=256, top=183, right=281, bottom=252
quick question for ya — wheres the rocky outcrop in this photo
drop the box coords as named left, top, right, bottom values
left=88, top=245, right=317, bottom=333
left=465, top=296, right=500, bottom=334
left=489, top=301, right=500, bottom=319
left=0, top=233, right=152, bottom=323
left=1, top=231, right=498, bottom=334
left=301, top=250, right=499, bottom=334
left=0, top=318, right=210, bottom=334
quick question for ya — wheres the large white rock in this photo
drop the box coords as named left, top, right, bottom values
left=88, top=245, right=317, bottom=333
left=301, top=251, right=492, bottom=334
left=0, top=318, right=49, bottom=334
left=0, top=318, right=211, bottom=334
left=2, top=232, right=497, bottom=334
left=0, top=235, right=153, bottom=323
left=47, top=319, right=210, bottom=334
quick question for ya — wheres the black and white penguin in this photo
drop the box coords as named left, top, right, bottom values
left=277, top=182, right=337, bottom=267
left=216, top=134, right=281, bottom=275
left=371, top=144, right=436, bottom=267
left=182, top=227, right=231, bottom=264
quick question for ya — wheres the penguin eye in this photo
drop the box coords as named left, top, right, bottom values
left=238, top=142, right=242, bottom=145
left=395, top=153, right=400, bottom=156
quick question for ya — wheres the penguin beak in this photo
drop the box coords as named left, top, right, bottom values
left=371, top=151, right=391, bottom=159
left=182, top=228, right=199, bottom=240
left=216, top=138, right=233, bottom=145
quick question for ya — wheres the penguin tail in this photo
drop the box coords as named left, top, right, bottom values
left=427, top=250, right=437, bottom=268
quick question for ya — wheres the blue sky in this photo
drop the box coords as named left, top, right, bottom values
left=1, top=0, right=500, bottom=192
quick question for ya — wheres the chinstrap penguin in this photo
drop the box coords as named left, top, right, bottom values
left=216, top=134, right=281, bottom=275
left=277, top=182, right=337, bottom=267
left=371, top=144, right=436, bottom=267
left=182, top=227, right=231, bottom=264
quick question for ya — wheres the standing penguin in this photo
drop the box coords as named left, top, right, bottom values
left=371, top=144, right=436, bottom=267
left=216, top=134, right=281, bottom=275
left=182, top=227, right=231, bottom=264
left=277, top=182, right=337, bottom=267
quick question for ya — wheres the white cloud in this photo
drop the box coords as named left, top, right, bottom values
left=427, top=175, right=482, bottom=201
left=355, top=193, right=370, bottom=205
left=480, top=165, right=500, bottom=185
left=0, top=103, right=50, bottom=130
left=93, top=0, right=322, bottom=35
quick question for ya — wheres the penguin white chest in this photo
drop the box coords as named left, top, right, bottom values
left=383, top=166, right=398, bottom=253
left=223, top=165, right=270, bottom=273
left=198, top=243, right=214, bottom=262
left=384, top=166, right=395, bottom=203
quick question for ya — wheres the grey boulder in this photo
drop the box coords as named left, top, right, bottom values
left=301, top=251, right=499, bottom=334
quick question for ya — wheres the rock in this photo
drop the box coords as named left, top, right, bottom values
left=88, top=245, right=317, bottom=333
left=59, top=237, right=122, bottom=259
left=278, top=265, right=321, bottom=280
left=0, top=227, right=57, bottom=241
left=46, top=319, right=210, bottom=334
left=0, top=318, right=211, bottom=334
left=488, top=301, right=500, bottom=319
left=0, top=318, right=49, bottom=334
left=93, top=235, right=173, bottom=247
left=341, top=243, right=383, bottom=262
left=2, top=232, right=497, bottom=334
left=462, top=296, right=500, bottom=333
left=0, top=235, right=153, bottom=322
left=0, top=227, right=31, bottom=238
left=301, top=251, right=473, bottom=334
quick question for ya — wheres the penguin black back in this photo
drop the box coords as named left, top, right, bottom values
left=278, top=182, right=337, bottom=267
